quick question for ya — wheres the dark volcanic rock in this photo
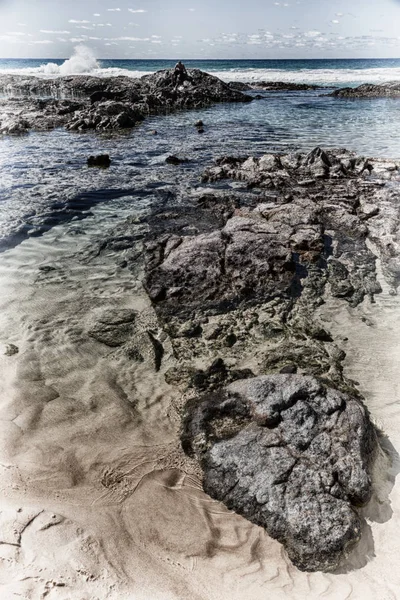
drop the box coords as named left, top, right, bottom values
left=182, top=374, right=377, bottom=572
left=144, top=215, right=297, bottom=320
left=227, top=81, right=254, bottom=91
left=87, top=154, right=111, bottom=168
left=0, top=69, right=251, bottom=134
left=67, top=101, right=144, bottom=131
left=165, top=155, right=188, bottom=165
left=332, top=83, right=400, bottom=98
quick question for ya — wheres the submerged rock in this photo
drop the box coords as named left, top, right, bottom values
left=182, top=374, right=377, bottom=572
left=165, top=155, right=188, bottom=165
left=87, top=154, right=111, bottom=168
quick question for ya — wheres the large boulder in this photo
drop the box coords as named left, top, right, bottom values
left=332, top=82, right=400, bottom=98
left=182, top=374, right=377, bottom=572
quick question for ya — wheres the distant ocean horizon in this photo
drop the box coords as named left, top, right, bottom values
left=2, top=52, right=400, bottom=86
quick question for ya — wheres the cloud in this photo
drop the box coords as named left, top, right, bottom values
left=7, top=31, right=26, bottom=36
left=69, top=19, right=90, bottom=24
left=107, top=7, right=121, bottom=11
left=128, top=8, right=147, bottom=13
left=93, top=13, right=101, bottom=17
left=331, top=20, right=339, bottom=24
left=189, top=8, right=195, bottom=11
left=107, top=36, right=150, bottom=41
left=40, top=30, right=70, bottom=34
left=32, top=40, right=54, bottom=44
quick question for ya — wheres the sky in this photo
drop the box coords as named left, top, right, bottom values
left=1, top=0, right=400, bottom=59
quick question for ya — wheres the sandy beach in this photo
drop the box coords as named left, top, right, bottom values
left=0, top=161, right=399, bottom=599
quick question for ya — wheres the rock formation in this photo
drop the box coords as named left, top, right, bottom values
left=181, top=374, right=377, bottom=571
left=0, top=69, right=252, bottom=133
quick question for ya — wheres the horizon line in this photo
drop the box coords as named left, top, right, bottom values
left=1, top=56, right=400, bottom=61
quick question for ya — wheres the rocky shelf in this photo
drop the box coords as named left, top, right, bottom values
left=0, top=69, right=251, bottom=134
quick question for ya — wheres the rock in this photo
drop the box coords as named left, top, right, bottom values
left=88, top=309, right=136, bottom=346
left=331, top=83, right=400, bottom=98
left=253, top=81, right=321, bottom=91
left=195, top=119, right=204, bottom=127
left=197, top=127, right=204, bottom=134
left=144, top=216, right=297, bottom=322
left=165, top=155, right=188, bottom=165
left=0, top=69, right=251, bottom=133
left=87, top=154, right=111, bottom=168
left=68, top=101, right=144, bottom=131
left=181, top=374, right=377, bottom=572
left=0, top=117, right=30, bottom=135
left=227, top=81, right=254, bottom=91
left=5, top=344, right=19, bottom=356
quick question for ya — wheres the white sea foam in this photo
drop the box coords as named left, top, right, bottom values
left=212, top=67, right=400, bottom=86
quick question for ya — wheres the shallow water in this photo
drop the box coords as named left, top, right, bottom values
left=1, top=88, right=400, bottom=252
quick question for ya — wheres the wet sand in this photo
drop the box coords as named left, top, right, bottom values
left=0, top=203, right=399, bottom=600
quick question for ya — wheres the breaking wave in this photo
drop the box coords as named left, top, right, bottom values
left=2, top=47, right=400, bottom=86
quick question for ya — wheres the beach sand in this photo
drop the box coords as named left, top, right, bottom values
left=0, top=219, right=399, bottom=599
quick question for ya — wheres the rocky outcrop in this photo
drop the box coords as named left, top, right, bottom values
left=145, top=148, right=388, bottom=338
left=332, top=83, right=400, bottom=98
left=0, top=69, right=251, bottom=133
left=181, top=374, right=377, bottom=571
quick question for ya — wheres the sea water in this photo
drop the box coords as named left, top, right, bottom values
left=1, top=47, right=400, bottom=252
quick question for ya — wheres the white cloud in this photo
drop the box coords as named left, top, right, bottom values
left=331, top=20, right=339, bottom=24
left=93, top=13, right=101, bottom=17
left=40, top=30, right=70, bottom=34
left=32, top=40, right=54, bottom=44
left=7, top=31, right=26, bottom=36
left=108, top=36, right=150, bottom=41
left=128, top=8, right=147, bottom=13
left=189, top=8, right=195, bottom=11
left=69, top=19, right=90, bottom=24
left=17, top=23, right=27, bottom=27
left=107, top=8, right=121, bottom=11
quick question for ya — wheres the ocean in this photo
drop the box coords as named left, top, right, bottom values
left=1, top=52, right=400, bottom=250
left=2, top=55, right=400, bottom=85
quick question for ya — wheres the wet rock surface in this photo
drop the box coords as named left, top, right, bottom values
left=181, top=374, right=377, bottom=572
left=125, top=146, right=400, bottom=570
left=332, top=82, right=400, bottom=98
left=0, top=69, right=251, bottom=133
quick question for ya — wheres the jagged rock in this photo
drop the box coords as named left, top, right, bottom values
left=0, top=69, right=251, bottom=133
left=181, top=374, right=377, bottom=572
left=332, top=83, right=400, bottom=98
left=67, top=101, right=144, bottom=131
left=87, top=154, right=111, bottom=168
left=0, top=116, right=30, bottom=134
left=144, top=215, right=298, bottom=322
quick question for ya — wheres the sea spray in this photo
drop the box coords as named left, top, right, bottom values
left=41, top=45, right=100, bottom=76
